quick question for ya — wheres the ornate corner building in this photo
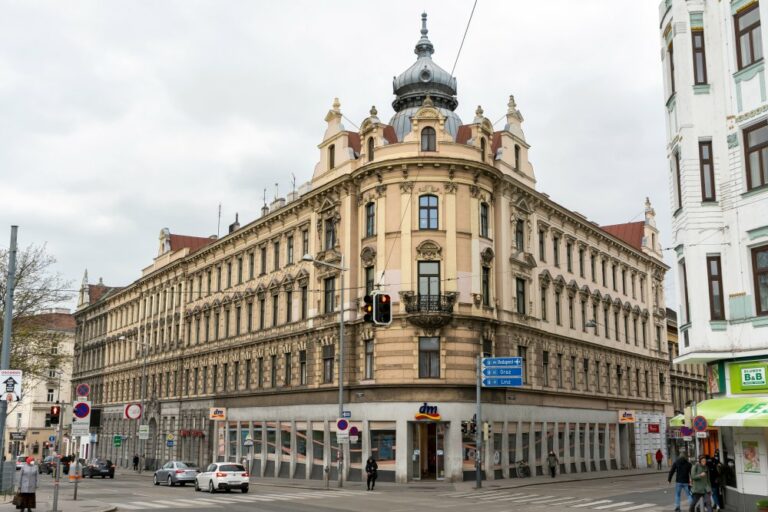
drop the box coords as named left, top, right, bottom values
left=73, top=14, right=671, bottom=484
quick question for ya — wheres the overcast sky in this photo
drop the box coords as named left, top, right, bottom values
left=0, top=1, right=676, bottom=309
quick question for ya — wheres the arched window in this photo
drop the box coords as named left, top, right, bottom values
left=421, top=127, right=436, bottom=152
left=419, top=195, right=438, bottom=229
left=480, top=137, right=487, bottom=162
left=367, top=137, right=374, bottom=162
left=328, top=144, right=335, bottom=169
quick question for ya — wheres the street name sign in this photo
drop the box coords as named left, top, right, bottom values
left=481, top=357, right=524, bottom=388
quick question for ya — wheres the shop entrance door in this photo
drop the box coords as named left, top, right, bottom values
left=411, top=422, right=446, bottom=480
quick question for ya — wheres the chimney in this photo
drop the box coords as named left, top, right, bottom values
left=228, top=213, right=241, bottom=234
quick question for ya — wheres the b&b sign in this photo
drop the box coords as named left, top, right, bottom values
left=742, top=367, right=766, bottom=387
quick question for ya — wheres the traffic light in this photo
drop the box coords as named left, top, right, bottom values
left=50, top=404, right=61, bottom=425
left=373, top=293, right=392, bottom=326
left=362, top=295, right=374, bottom=323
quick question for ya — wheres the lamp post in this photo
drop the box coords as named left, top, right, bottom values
left=301, top=253, right=347, bottom=487
left=120, top=335, right=149, bottom=472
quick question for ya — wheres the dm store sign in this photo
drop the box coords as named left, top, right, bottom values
left=414, top=402, right=441, bottom=421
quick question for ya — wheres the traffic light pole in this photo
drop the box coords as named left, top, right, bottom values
left=51, top=384, right=64, bottom=512
left=475, top=355, right=482, bottom=489
left=0, top=226, right=18, bottom=493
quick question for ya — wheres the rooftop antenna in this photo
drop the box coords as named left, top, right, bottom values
left=291, top=173, right=296, bottom=196
left=263, top=188, right=267, bottom=207
left=217, top=203, right=222, bottom=238
left=274, top=182, right=279, bottom=199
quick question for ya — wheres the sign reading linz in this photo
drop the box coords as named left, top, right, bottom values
left=481, top=357, right=524, bottom=388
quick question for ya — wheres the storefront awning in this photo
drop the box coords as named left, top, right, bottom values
left=697, top=397, right=768, bottom=427
left=669, top=414, right=686, bottom=427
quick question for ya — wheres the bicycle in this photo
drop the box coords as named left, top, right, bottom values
left=514, top=459, right=531, bottom=478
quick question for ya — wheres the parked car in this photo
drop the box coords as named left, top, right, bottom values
left=15, top=455, right=26, bottom=470
left=83, top=459, right=115, bottom=478
left=153, top=461, right=200, bottom=486
left=194, top=462, right=248, bottom=493
left=39, top=455, right=58, bottom=475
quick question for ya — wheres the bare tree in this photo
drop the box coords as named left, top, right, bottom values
left=0, top=244, right=73, bottom=398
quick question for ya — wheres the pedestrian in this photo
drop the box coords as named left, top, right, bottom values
left=132, top=454, right=139, bottom=472
left=706, top=454, right=722, bottom=511
left=15, top=456, right=38, bottom=511
left=365, top=456, right=378, bottom=491
left=668, top=450, right=694, bottom=512
left=547, top=451, right=559, bottom=478
left=690, top=455, right=712, bottom=512
left=655, top=449, right=664, bottom=470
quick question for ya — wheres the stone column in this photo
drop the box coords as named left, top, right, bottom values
left=527, top=421, right=536, bottom=477
left=445, top=182, right=457, bottom=293
left=399, top=183, right=413, bottom=311
left=501, top=420, right=509, bottom=479
left=395, top=417, right=409, bottom=483
left=289, top=420, right=297, bottom=479
left=583, top=423, right=591, bottom=472
left=563, top=422, right=570, bottom=474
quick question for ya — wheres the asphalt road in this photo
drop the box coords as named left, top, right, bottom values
left=25, top=470, right=676, bottom=512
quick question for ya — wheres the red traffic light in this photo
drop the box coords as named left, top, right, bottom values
left=373, top=292, right=392, bottom=326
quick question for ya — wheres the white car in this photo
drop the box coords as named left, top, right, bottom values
left=194, top=462, right=249, bottom=493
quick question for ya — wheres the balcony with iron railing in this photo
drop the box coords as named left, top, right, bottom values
left=399, top=292, right=458, bottom=329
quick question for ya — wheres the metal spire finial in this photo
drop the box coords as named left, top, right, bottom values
left=421, top=12, right=428, bottom=36
left=415, top=12, right=435, bottom=58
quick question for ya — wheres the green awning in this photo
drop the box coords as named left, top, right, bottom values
left=697, top=397, right=768, bottom=427
left=669, top=414, right=686, bottom=427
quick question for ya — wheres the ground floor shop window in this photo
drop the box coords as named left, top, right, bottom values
left=370, top=427, right=396, bottom=473
left=311, top=428, right=324, bottom=470
left=462, top=428, right=476, bottom=474
left=266, top=423, right=277, bottom=468
left=720, top=428, right=738, bottom=488
left=296, top=422, right=308, bottom=467
left=508, top=423, right=517, bottom=467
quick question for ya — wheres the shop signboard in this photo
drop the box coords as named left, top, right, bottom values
left=209, top=407, right=227, bottom=421
left=728, top=360, right=768, bottom=394
left=647, top=424, right=660, bottom=433
left=10, top=432, right=25, bottom=441
left=618, top=410, right=636, bottom=423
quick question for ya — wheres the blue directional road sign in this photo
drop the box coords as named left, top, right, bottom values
left=482, top=357, right=523, bottom=367
left=482, top=377, right=524, bottom=387
left=482, top=367, right=523, bottom=378
left=481, top=357, right=524, bottom=388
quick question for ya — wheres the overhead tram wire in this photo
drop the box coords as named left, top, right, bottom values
left=450, top=0, right=479, bottom=78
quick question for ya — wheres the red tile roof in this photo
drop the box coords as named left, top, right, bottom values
left=491, top=132, right=502, bottom=154
left=456, top=125, right=472, bottom=145
left=88, top=284, right=110, bottom=303
left=169, top=234, right=214, bottom=254
left=346, top=132, right=361, bottom=154
left=382, top=125, right=398, bottom=144
left=601, top=221, right=645, bottom=251
left=30, top=312, right=76, bottom=332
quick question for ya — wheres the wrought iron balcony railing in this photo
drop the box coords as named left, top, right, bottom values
left=400, top=292, right=457, bottom=329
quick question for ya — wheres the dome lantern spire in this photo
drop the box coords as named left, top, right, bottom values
left=415, top=12, right=434, bottom=58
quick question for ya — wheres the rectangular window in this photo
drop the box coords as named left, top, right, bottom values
left=249, top=252, right=255, bottom=279
left=583, top=359, right=589, bottom=391
left=272, top=294, right=279, bottom=326
left=707, top=255, right=725, bottom=320
left=692, top=29, right=708, bottom=85
left=682, top=260, right=691, bottom=323
left=235, top=306, right=241, bottom=335
left=322, top=345, right=334, bottom=383
left=482, top=267, right=490, bottom=307
left=624, top=314, right=629, bottom=343
left=614, top=311, right=620, bottom=341
left=257, top=357, right=264, bottom=388
left=270, top=355, right=277, bottom=387
left=571, top=355, right=577, bottom=389
left=518, top=345, right=528, bottom=384
left=578, top=248, right=585, bottom=278
left=284, top=352, right=292, bottom=386
left=260, top=247, right=267, bottom=275
left=325, top=219, right=336, bottom=249
left=516, top=278, right=526, bottom=315
left=622, top=269, right=627, bottom=295
left=299, top=350, right=307, bottom=385
left=366, top=202, right=376, bottom=237
left=541, top=287, right=548, bottom=322
left=656, top=325, right=662, bottom=351
left=47, top=388, right=54, bottom=402
left=365, top=266, right=375, bottom=296
left=568, top=296, right=574, bottom=329
left=674, top=151, right=683, bottom=210
left=237, top=256, right=243, bottom=284
left=555, top=291, right=562, bottom=325
left=287, top=236, right=294, bottom=265
left=744, top=120, right=768, bottom=190
left=222, top=363, right=228, bottom=392
left=418, top=337, right=440, bottom=378
left=286, top=291, right=293, bottom=323
left=364, top=339, right=374, bottom=380
left=752, top=245, right=768, bottom=315
left=590, top=253, right=596, bottom=282
left=247, top=302, right=253, bottom=332
left=301, top=285, right=308, bottom=320
left=259, top=298, right=265, bottom=330
left=273, top=242, right=280, bottom=271
left=668, top=42, right=675, bottom=95
left=633, top=317, right=638, bottom=345
left=202, top=366, right=208, bottom=394
left=481, top=204, right=490, bottom=238
left=580, top=300, right=587, bottom=332
left=735, top=3, right=762, bottom=70
left=245, top=359, right=251, bottom=389
left=602, top=260, right=607, bottom=287
left=566, top=241, right=573, bottom=272
left=612, top=264, right=618, bottom=291
left=699, top=140, right=716, bottom=201
left=538, top=229, right=546, bottom=261
left=324, top=277, right=336, bottom=314
left=212, top=364, right=218, bottom=392
left=557, top=353, right=563, bottom=387
left=226, top=262, right=232, bottom=288
left=302, top=229, right=309, bottom=257
left=515, top=219, right=524, bottom=250
left=542, top=350, right=550, bottom=387
left=418, top=261, right=440, bottom=298
left=206, top=271, right=212, bottom=296
left=553, top=236, right=560, bottom=267
left=419, top=195, right=438, bottom=229
left=216, top=267, right=222, bottom=291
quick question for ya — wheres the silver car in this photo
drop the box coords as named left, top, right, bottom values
left=153, top=461, right=200, bottom=486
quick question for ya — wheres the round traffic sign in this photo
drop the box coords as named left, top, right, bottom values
left=48, top=435, right=56, bottom=443
left=73, top=402, right=90, bottom=419
left=124, top=403, right=142, bottom=420
left=336, top=419, right=349, bottom=432
left=349, top=426, right=359, bottom=436
left=76, top=383, right=91, bottom=397
left=693, top=415, right=708, bottom=432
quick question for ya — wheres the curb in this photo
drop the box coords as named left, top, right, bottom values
left=456, top=469, right=666, bottom=491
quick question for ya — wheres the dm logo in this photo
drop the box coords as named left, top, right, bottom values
left=415, top=402, right=441, bottom=421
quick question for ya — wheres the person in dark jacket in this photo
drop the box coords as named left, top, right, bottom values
left=689, top=455, right=711, bottom=512
left=655, top=449, right=664, bottom=470
left=132, top=454, right=139, bottom=472
left=668, top=451, right=693, bottom=512
left=365, top=457, right=378, bottom=491
left=706, top=455, right=722, bottom=511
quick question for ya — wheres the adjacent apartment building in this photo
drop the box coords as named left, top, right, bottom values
left=74, top=14, right=672, bottom=484
left=659, top=0, right=768, bottom=505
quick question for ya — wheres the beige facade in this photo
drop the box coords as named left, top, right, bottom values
left=74, top=15, right=672, bottom=482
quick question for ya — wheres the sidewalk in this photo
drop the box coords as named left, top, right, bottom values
left=0, top=485, right=116, bottom=512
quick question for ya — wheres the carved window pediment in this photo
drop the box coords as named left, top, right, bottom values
left=538, top=269, right=552, bottom=287
left=416, top=240, right=442, bottom=261
left=481, top=247, right=495, bottom=266
left=360, top=246, right=377, bottom=267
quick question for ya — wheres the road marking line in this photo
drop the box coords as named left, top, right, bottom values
left=112, top=505, right=144, bottom=510
left=573, top=499, right=614, bottom=508
left=525, top=496, right=576, bottom=504
left=512, top=495, right=554, bottom=503
left=493, top=493, right=537, bottom=501
left=616, top=504, right=656, bottom=511
left=594, top=502, right=634, bottom=510
left=124, top=502, right=169, bottom=509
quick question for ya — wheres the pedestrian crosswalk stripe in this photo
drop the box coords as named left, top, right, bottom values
left=526, top=496, right=578, bottom=505
left=512, top=495, right=555, bottom=503
left=593, top=502, right=635, bottom=510
left=489, top=492, right=528, bottom=501
left=573, top=499, right=614, bottom=508
left=124, top=502, right=169, bottom=509
left=615, top=504, right=655, bottom=511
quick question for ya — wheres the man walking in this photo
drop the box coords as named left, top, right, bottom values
left=690, top=455, right=712, bottom=512
left=547, top=451, right=559, bottom=478
left=132, top=454, right=139, bottom=472
left=655, top=449, right=664, bottom=470
left=668, top=450, right=693, bottom=512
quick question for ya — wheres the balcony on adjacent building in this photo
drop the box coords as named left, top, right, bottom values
left=400, top=292, right=458, bottom=329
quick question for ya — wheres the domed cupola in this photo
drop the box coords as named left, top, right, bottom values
left=389, top=13, right=462, bottom=141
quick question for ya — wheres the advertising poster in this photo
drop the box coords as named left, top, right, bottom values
left=742, top=441, right=761, bottom=473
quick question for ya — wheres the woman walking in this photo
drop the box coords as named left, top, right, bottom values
left=16, top=456, right=38, bottom=511
left=547, top=451, right=559, bottom=478
left=365, top=456, right=378, bottom=491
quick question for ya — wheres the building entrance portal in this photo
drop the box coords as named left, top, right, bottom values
left=411, top=422, right=445, bottom=480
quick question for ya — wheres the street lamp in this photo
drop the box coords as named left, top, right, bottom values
left=119, top=335, right=149, bottom=472
left=302, top=253, right=348, bottom=487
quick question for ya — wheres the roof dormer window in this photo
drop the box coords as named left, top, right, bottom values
left=421, top=127, right=436, bottom=152
left=480, top=137, right=487, bottom=162
left=328, top=144, right=336, bottom=170
left=367, top=137, right=374, bottom=162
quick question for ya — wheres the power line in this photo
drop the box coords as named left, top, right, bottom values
left=450, top=0, right=479, bottom=77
